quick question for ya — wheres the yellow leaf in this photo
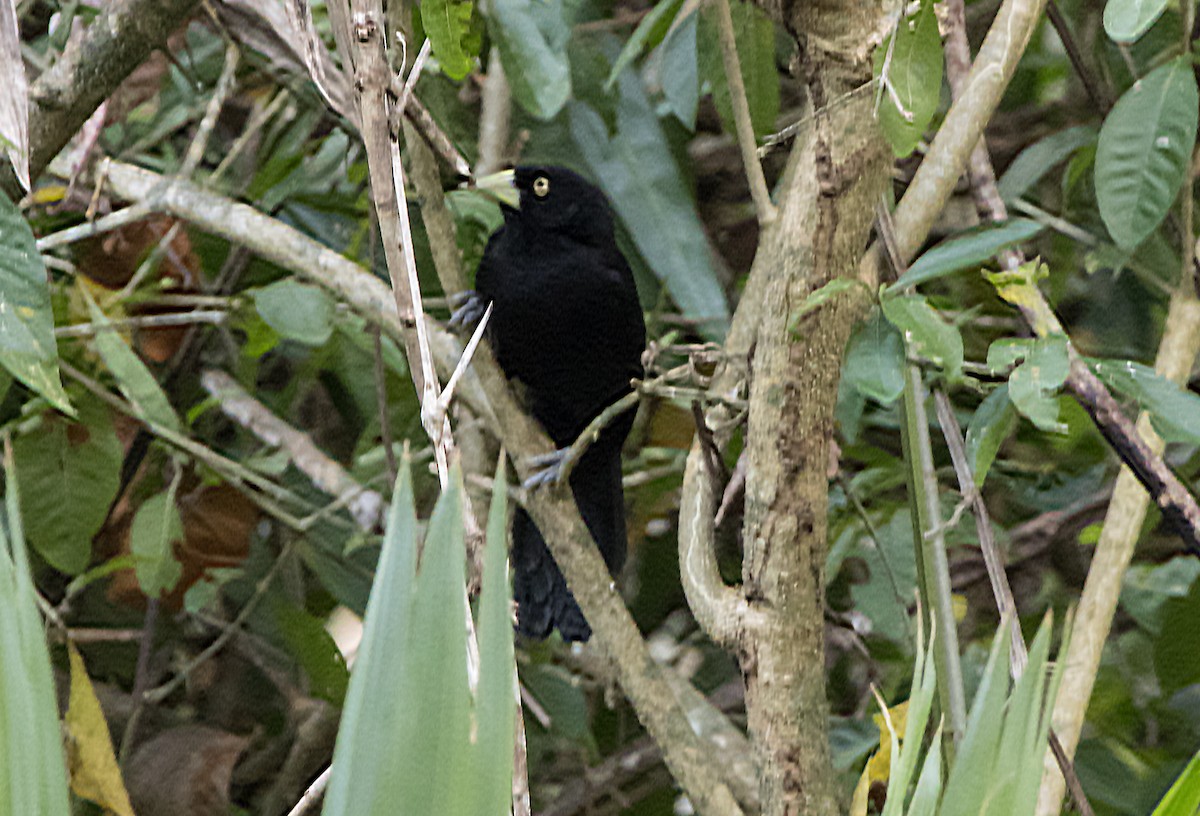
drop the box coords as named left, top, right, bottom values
left=851, top=699, right=911, bottom=816
left=65, top=644, right=136, bottom=816
left=28, top=185, right=67, bottom=205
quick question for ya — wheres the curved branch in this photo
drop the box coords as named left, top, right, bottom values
left=679, top=443, right=761, bottom=650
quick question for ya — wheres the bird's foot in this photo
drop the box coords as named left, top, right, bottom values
left=522, top=447, right=576, bottom=490
left=448, top=290, right=489, bottom=332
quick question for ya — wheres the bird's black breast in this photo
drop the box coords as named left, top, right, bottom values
left=476, top=226, right=645, bottom=445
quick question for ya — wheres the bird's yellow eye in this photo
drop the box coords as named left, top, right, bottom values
left=533, top=176, right=550, bottom=198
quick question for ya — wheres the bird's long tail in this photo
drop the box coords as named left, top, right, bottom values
left=513, top=440, right=627, bottom=642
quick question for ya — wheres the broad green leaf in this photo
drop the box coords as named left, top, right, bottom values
left=659, top=10, right=700, bottom=130
left=13, top=401, right=122, bottom=574
left=324, top=465, right=420, bottom=816
left=997, top=125, right=1098, bottom=201
left=0, top=455, right=71, bottom=816
left=1155, top=575, right=1200, bottom=694
left=1095, top=57, right=1198, bottom=250
left=872, top=0, right=943, bottom=158
left=880, top=293, right=963, bottom=379
left=1090, top=358, right=1200, bottom=445
left=254, top=278, right=334, bottom=347
left=64, top=645, right=135, bottom=816
left=569, top=72, right=729, bottom=337
left=0, top=192, right=71, bottom=413
left=488, top=0, right=571, bottom=120
left=1151, top=746, right=1200, bottom=816
left=84, top=292, right=180, bottom=432
left=473, top=456, right=515, bottom=814
left=604, top=0, right=684, bottom=90
left=1103, top=0, right=1171, bottom=43
left=1006, top=335, right=1070, bottom=434
left=897, top=219, right=1044, bottom=289
left=699, top=0, right=780, bottom=139
left=130, top=489, right=184, bottom=598
left=423, top=0, right=476, bottom=80
left=1121, top=557, right=1200, bottom=635
left=270, top=595, right=350, bottom=706
left=843, top=309, right=905, bottom=405
left=964, top=385, right=1017, bottom=487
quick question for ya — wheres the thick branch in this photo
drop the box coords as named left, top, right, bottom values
left=3, top=0, right=199, bottom=198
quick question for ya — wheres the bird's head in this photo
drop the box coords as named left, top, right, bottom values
left=476, top=165, right=616, bottom=246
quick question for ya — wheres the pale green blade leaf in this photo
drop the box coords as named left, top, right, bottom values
left=1151, top=747, right=1200, bottom=816
left=473, top=455, right=516, bottom=815
left=997, top=125, right=1097, bottom=201
left=323, top=464, right=420, bottom=816
left=0, top=453, right=72, bottom=816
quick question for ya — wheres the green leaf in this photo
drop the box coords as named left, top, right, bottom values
left=1151, top=746, right=1200, bottom=816
left=254, top=278, right=334, bottom=347
left=1002, top=335, right=1070, bottom=434
left=324, top=465, right=420, bottom=816
left=872, top=0, right=943, bottom=158
left=84, top=293, right=180, bottom=431
left=790, top=278, right=870, bottom=328
left=130, top=488, right=183, bottom=598
left=699, top=0, right=780, bottom=139
left=843, top=309, right=905, bottom=405
left=880, top=293, right=963, bottom=379
left=423, top=0, right=476, bottom=80
left=12, top=401, right=122, bottom=574
left=604, top=0, right=684, bottom=90
left=1121, top=557, right=1200, bottom=635
left=569, top=73, right=729, bottom=338
left=1095, top=57, right=1199, bottom=250
left=0, top=192, right=71, bottom=413
left=659, top=10, right=700, bottom=130
left=473, top=456, right=515, bottom=814
left=1103, top=0, right=1171, bottom=43
left=488, top=0, right=571, bottom=120
left=1155, top=570, right=1200, bottom=693
left=1090, top=358, right=1200, bottom=445
left=997, top=125, right=1098, bottom=201
left=964, top=385, right=1017, bottom=488
left=270, top=595, right=350, bottom=706
left=0, top=457, right=72, bottom=816
left=897, top=219, right=1044, bottom=289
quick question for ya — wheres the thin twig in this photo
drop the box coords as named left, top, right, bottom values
left=710, top=0, right=775, bottom=225
left=144, top=539, right=297, bottom=704
left=285, top=765, right=331, bottom=816
left=56, top=310, right=227, bottom=337
left=179, top=40, right=239, bottom=179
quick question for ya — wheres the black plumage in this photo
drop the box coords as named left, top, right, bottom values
left=455, top=166, right=645, bottom=641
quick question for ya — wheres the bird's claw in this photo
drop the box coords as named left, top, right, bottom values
left=523, top=447, right=574, bottom=490
left=449, top=290, right=489, bottom=332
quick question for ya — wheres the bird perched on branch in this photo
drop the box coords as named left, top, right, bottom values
left=452, top=165, right=645, bottom=642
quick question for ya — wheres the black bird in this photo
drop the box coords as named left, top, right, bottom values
left=452, top=165, right=645, bottom=642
